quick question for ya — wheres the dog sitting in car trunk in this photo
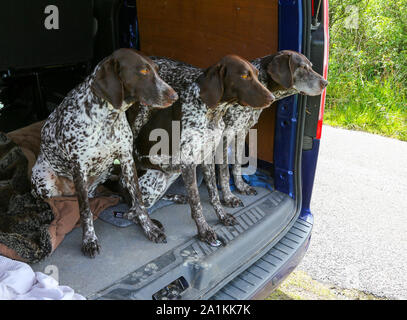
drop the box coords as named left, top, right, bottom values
left=31, top=49, right=178, bottom=258
left=218, top=50, right=328, bottom=207
left=132, top=54, right=275, bottom=246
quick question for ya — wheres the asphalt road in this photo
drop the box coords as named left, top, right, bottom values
left=298, top=125, right=407, bottom=299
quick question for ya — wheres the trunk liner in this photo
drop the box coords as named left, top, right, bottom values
left=31, top=183, right=295, bottom=299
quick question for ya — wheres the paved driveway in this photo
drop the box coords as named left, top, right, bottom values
left=298, top=125, right=407, bottom=299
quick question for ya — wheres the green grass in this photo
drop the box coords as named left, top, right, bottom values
left=324, top=76, right=407, bottom=141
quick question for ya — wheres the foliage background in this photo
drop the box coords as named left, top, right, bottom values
left=326, top=0, right=407, bottom=141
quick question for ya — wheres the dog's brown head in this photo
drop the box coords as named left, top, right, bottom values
left=91, top=48, right=178, bottom=110
left=197, top=55, right=275, bottom=109
left=266, top=50, right=328, bottom=96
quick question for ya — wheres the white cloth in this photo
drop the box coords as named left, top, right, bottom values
left=0, top=255, right=85, bottom=300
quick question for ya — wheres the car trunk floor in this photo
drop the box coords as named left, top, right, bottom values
left=31, top=183, right=295, bottom=299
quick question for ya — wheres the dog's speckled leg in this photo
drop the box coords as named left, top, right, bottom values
left=232, top=164, right=258, bottom=195
left=201, top=164, right=237, bottom=226
left=72, top=167, right=100, bottom=258
left=181, top=165, right=219, bottom=245
left=218, top=163, right=244, bottom=207
left=120, top=157, right=167, bottom=243
left=218, top=140, right=244, bottom=207
left=232, top=130, right=257, bottom=195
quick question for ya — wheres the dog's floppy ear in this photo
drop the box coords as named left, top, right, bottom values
left=196, top=63, right=225, bottom=108
left=267, top=53, right=294, bottom=89
left=91, top=57, right=124, bottom=108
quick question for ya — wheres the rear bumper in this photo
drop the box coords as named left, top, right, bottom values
left=209, top=215, right=313, bottom=300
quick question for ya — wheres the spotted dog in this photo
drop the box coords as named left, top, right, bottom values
left=132, top=55, right=274, bottom=245
left=219, top=50, right=328, bottom=207
left=31, top=48, right=178, bottom=257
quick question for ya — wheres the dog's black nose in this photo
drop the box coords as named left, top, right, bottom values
left=268, top=92, right=276, bottom=103
left=320, top=79, right=328, bottom=89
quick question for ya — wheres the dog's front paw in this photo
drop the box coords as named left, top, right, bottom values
left=81, top=238, right=101, bottom=258
left=142, top=221, right=167, bottom=244
left=236, top=183, right=258, bottom=196
left=220, top=213, right=238, bottom=226
left=222, top=195, right=244, bottom=208
left=198, top=227, right=219, bottom=246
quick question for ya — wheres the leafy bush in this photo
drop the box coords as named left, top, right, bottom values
left=325, top=0, right=407, bottom=140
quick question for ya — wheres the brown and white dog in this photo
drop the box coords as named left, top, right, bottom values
left=219, top=50, right=328, bottom=207
left=132, top=55, right=275, bottom=246
left=31, top=48, right=178, bottom=257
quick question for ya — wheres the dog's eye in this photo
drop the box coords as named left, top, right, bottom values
left=140, top=68, right=150, bottom=75
left=241, top=74, right=250, bottom=80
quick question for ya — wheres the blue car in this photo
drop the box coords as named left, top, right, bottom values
left=0, top=0, right=329, bottom=300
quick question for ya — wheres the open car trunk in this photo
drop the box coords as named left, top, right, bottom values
left=0, top=0, right=327, bottom=299
left=32, top=182, right=298, bottom=299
